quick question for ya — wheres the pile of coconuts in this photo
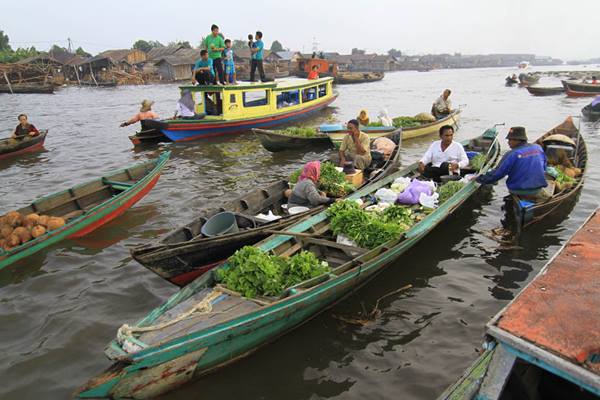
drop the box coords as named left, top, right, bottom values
left=0, top=211, right=65, bottom=252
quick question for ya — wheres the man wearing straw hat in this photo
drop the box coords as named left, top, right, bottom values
left=119, top=100, right=159, bottom=127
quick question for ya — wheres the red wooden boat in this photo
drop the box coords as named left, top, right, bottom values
left=0, top=130, right=47, bottom=160
left=562, top=80, right=600, bottom=97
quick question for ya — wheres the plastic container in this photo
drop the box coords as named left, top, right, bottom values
left=288, top=206, right=310, bottom=215
left=201, top=212, right=239, bottom=237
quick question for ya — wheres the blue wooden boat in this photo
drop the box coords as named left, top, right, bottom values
left=75, top=128, right=501, bottom=399
left=439, top=208, right=600, bottom=400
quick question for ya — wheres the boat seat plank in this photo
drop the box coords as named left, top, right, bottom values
left=139, top=289, right=260, bottom=345
left=300, top=237, right=367, bottom=255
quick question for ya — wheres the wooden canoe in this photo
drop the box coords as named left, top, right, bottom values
left=582, top=104, right=600, bottom=121
left=79, top=80, right=118, bottom=87
left=505, top=76, right=518, bottom=85
left=326, top=111, right=461, bottom=143
left=335, top=71, right=384, bottom=84
left=128, top=120, right=172, bottom=146
left=0, top=152, right=170, bottom=270
left=509, top=117, right=586, bottom=235
left=75, top=128, right=501, bottom=399
left=131, top=142, right=402, bottom=286
left=525, top=86, right=565, bottom=96
left=0, top=130, right=48, bottom=160
left=518, top=73, right=540, bottom=86
left=253, top=128, right=334, bottom=152
left=440, top=208, right=600, bottom=400
left=0, top=84, right=54, bottom=94
left=562, top=80, right=600, bottom=97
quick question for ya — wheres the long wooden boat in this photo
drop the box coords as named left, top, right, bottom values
left=562, top=80, right=600, bottom=97
left=0, top=152, right=170, bottom=270
left=525, top=85, right=565, bottom=96
left=505, top=76, right=518, bottom=86
left=131, top=141, right=402, bottom=286
left=79, top=80, right=118, bottom=87
left=509, top=116, right=586, bottom=235
left=582, top=103, right=600, bottom=121
left=253, top=126, right=402, bottom=153
left=0, top=130, right=48, bottom=160
left=518, top=73, right=540, bottom=86
left=156, top=78, right=337, bottom=142
left=253, top=128, right=334, bottom=152
left=439, top=208, right=600, bottom=400
left=326, top=110, right=461, bottom=143
left=75, top=127, right=501, bottom=399
left=335, top=71, right=384, bottom=84
left=0, top=84, right=54, bottom=94
left=128, top=120, right=172, bottom=146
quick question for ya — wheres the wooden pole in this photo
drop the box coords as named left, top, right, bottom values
left=3, top=72, right=13, bottom=94
left=73, top=65, right=81, bottom=85
left=89, top=63, right=98, bottom=86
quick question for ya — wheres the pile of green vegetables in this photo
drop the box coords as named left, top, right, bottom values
left=327, top=201, right=412, bottom=249
left=289, top=161, right=355, bottom=197
left=217, top=246, right=330, bottom=298
left=392, top=116, right=423, bottom=128
left=280, top=127, right=317, bottom=137
left=438, top=181, right=466, bottom=204
left=469, top=154, right=487, bottom=170
left=555, top=169, right=576, bottom=188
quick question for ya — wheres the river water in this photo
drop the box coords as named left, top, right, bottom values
left=0, top=66, right=598, bottom=399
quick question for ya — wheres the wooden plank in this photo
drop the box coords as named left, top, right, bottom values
left=299, top=237, right=367, bottom=254
left=477, top=344, right=516, bottom=400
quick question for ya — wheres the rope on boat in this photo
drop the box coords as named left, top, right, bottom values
left=116, top=289, right=222, bottom=353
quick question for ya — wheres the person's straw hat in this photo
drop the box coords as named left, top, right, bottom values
left=140, top=100, right=154, bottom=112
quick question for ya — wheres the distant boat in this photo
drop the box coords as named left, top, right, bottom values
left=562, top=80, right=600, bottom=97
left=518, top=61, right=530, bottom=69
left=0, top=84, right=54, bottom=94
left=525, top=86, right=565, bottom=96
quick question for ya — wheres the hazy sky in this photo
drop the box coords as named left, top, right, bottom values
left=3, top=0, right=599, bottom=60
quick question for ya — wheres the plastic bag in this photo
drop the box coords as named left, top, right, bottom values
left=397, top=180, right=433, bottom=205
left=375, top=188, right=398, bottom=204
left=391, top=177, right=411, bottom=193
left=419, top=192, right=439, bottom=209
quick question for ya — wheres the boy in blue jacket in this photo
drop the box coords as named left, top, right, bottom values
left=476, top=126, right=548, bottom=198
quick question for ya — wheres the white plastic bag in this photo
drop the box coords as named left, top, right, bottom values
left=375, top=188, right=398, bottom=203
left=419, top=192, right=439, bottom=209
left=421, top=180, right=437, bottom=192
left=254, top=210, right=282, bottom=223
left=391, top=177, right=411, bottom=193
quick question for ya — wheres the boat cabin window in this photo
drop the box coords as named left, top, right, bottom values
left=318, top=84, right=327, bottom=98
left=192, top=91, right=204, bottom=114
left=276, top=90, right=300, bottom=108
left=229, top=94, right=236, bottom=104
left=204, top=92, right=223, bottom=116
left=302, top=87, right=317, bottom=103
left=243, top=90, right=269, bottom=107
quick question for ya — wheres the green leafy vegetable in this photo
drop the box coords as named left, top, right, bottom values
left=280, top=127, right=317, bottom=137
left=469, top=154, right=486, bottom=170
left=392, top=116, right=422, bottom=128
left=217, top=246, right=330, bottom=298
left=289, top=168, right=302, bottom=184
left=381, top=205, right=415, bottom=230
left=438, top=181, right=466, bottom=204
left=327, top=201, right=404, bottom=249
left=289, top=161, right=355, bottom=196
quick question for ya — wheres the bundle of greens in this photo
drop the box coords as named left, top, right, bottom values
left=367, top=121, right=384, bottom=127
left=289, top=162, right=355, bottom=197
left=438, top=181, right=466, bottom=204
left=280, top=127, right=317, bottom=137
left=392, top=116, right=422, bottom=128
left=217, top=246, right=330, bottom=298
left=327, top=201, right=404, bottom=249
left=380, top=205, right=415, bottom=231
left=555, top=168, right=576, bottom=191
left=469, top=154, right=487, bottom=170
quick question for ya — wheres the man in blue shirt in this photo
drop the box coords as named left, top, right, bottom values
left=250, top=31, right=266, bottom=82
left=476, top=126, right=548, bottom=199
left=193, top=50, right=214, bottom=85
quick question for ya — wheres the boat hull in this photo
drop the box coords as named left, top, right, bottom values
left=0, top=131, right=47, bottom=160
left=562, top=80, right=600, bottom=97
left=161, top=96, right=337, bottom=142
left=253, top=128, right=333, bottom=152
left=582, top=104, right=600, bottom=121
left=525, top=86, right=565, bottom=96
left=0, top=152, right=170, bottom=270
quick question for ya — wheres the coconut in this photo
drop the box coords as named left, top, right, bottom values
left=31, top=225, right=46, bottom=238
left=6, top=211, right=23, bottom=227
left=24, top=213, right=40, bottom=227
left=0, top=224, right=13, bottom=239
left=38, top=215, right=50, bottom=227
left=6, top=233, right=21, bottom=247
left=47, top=217, right=66, bottom=231
left=13, top=227, right=32, bottom=243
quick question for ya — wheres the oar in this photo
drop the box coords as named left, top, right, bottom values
left=478, top=123, right=504, bottom=175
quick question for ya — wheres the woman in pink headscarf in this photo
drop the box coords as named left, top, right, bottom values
left=288, top=161, right=333, bottom=208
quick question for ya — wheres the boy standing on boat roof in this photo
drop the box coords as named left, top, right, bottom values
left=476, top=127, right=548, bottom=200
left=250, top=31, right=266, bottom=82
left=339, top=119, right=372, bottom=170
left=432, top=89, right=453, bottom=119
left=192, top=50, right=215, bottom=85
left=223, top=39, right=236, bottom=84
left=203, top=24, right=226, bottom=85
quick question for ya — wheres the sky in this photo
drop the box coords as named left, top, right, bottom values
left=3, top=0, right=599, bottom=60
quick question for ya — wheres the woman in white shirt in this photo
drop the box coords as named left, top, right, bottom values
left=174, top=90, right=196, bottom=119
left=418, top=125, right=468, bottom=181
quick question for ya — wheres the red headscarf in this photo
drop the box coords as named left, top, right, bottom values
left=299, top=161, right=321, bottom=183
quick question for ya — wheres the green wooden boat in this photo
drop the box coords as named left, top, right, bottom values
left=0, top=152, right=170, bottom=270
left=76, top=129, right=500, bottom=399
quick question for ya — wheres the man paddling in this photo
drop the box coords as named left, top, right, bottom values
left=476, top=127, right=548, bottom=200
left=432, top=89, right=453, bottom=119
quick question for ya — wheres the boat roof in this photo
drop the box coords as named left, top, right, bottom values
left=180, top=77, right=333, bottom=92
left=487, top=208, right=600, bottom=394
